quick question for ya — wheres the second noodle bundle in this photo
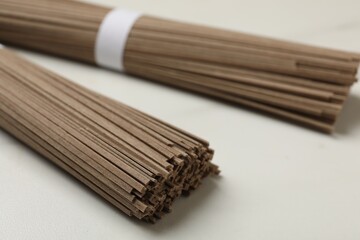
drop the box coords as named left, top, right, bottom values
left=0, top=47, right=219, bottom=223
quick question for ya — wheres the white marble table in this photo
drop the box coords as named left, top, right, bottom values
left=1, top=0, right=360, bottom=239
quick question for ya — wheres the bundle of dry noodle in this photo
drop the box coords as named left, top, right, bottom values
left=0, top=47, right=219, bottom=222
left=0, top=0, right=359, bottom=132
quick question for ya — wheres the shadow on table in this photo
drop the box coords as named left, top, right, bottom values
left=335, top=95, right=360, bottom=134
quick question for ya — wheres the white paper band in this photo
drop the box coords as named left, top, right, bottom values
left=0, top=44, right=3, bottom=49
left=95, top=9, right=142, bottom=71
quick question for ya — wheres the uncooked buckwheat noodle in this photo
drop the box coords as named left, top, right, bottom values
left=0, top=0, right=358, bottom=133
left=0, top=47, right=219, bottom=223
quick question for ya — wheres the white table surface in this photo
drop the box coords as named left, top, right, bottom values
left=1, top=0, right=360, bottom=239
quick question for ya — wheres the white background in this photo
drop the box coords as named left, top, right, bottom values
left=1, top=0, right=360, bottom=239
